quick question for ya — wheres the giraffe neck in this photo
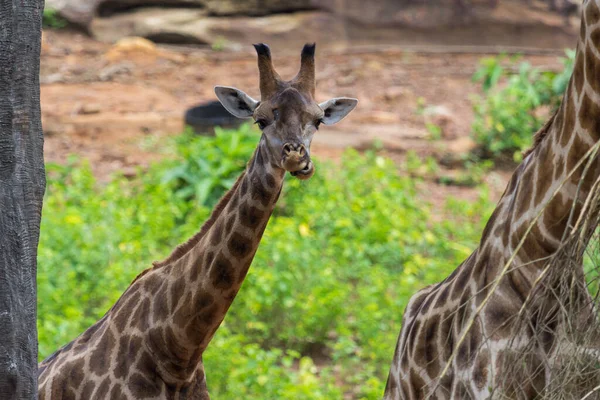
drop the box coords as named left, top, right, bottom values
left=141, top=136, right=285, bottom=381
left=479, top=1, right=600, bottom=280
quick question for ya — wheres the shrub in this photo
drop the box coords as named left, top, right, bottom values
left=471, top=51, right=575, bottom=161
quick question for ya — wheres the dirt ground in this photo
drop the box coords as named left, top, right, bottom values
left=40, top=24, right=569, bottom=209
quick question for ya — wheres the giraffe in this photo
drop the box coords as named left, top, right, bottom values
left=38, top=43, right=357, bottom=399
left=384, top=1, right=600, bottom=398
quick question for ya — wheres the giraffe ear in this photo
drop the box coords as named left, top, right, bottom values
left=214, top=86, right=259, bottom=119
left=318, top=98, right=358, bottom=125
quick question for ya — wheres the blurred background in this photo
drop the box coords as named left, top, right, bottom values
left=38, top=0, right=582, bottom=398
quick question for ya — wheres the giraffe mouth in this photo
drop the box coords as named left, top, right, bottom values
left=290, top=161, right=314, bottom=180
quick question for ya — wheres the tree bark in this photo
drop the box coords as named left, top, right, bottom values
left=0, top=0, right=45, bottom=398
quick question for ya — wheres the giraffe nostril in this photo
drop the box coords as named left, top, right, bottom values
left=283, top=143, right=293, bottom=155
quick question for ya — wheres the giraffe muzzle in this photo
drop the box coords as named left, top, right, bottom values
left=282, top=143, right=314, bottom=180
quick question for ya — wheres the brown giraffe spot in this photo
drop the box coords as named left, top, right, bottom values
left=574, top=52, right=585, bottom=95
left=439, top=314, right=454, bottom=360
left=153, top=281, right=169, bottom=321
left=407, top=319, right=422, bottom=359
left=506, top=271, right=529, bottom=304
left=456, top=289, right=472, bottom=327
left=76, top=316, right=106, bottom=349
left=410, top=370, right=427, bottom=400
left=111, top=288, right=139, bottom=316
left=130, top=296, right=150, bottom=331
left=115, top=334, right=141, bottom=379
left=228, top=231, right=253, bottom=259
left=513, top=165, right=535, bottom=222
left=81, top=381, right=95, bottom=398
left=553, top=155, right=565, bottom=182
left=251, top=178, right=272, bottom=207
left=136, top=349, right=160, bottom=376
left=205, top=250, right=215, bottom=266
left=586, top=0, right=600, bottom=27
left=164, top=325, right=190, bottom=362
left=210, top=252, right=235, bottom=289
left=240, top=176, right=249, bottom=194
left=169, top=276, right=186, bottom=310
left=485, top=302, right=515, bottom=339
left=68, top=358, right=85, bottom=389
left=434, top=283, right=451, bottom=309
left=228, top=190, right=239, bottom=209
left=560, top=91, right=577, bottom=147
left=239, top=202, right=265, bottom=229
left=130, top=372, right=162, bottom=398
left=400, top=380, right=411, bottom=399
left=142, top=271, right=162, bottom=291
left=50, top=375, right=64, bottom=398
left=473, top=350, right=490, bottom=390
left=567, top=132, right=589, bottom=180
left=480, top=207, right=500, bottom=242
left=93, top=377, right=111, bottom=399
left=386, top=374, right=398, bottom=393
left=580, top=92, right=600, bottom=141
left=451, top=268, right=471, bottom=301
left=534, top=143, right=555, bottom=207
left=409, top=289, right=431, bottom=316
left=62, top=387, right=76, bottom=400
left=586, top=42, right=600, bottom=96
left=210, top=221, right=224, bottom=246
left=419, top=292, right=435, bottom=316
left=225, top=215, right=236, bottom=233
left=186, top=303, right=219, bottom=346
left=471, top=253, right=489, bottom=289
left=113, top=306, right=130, bottom=332
left=265, top=173, right=276, bottom=188
left=424, top=315, right=441, bottom=378
left=172, top=291, right=192, bottom=327
left=89, top=329, right=116, bottom=375
left=110, top=383, right=127, bottom=400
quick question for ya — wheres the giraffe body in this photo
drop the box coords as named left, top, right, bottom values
left=385, top=2, right=600, bottom=398
left=38, top=43, right=357, bottom=399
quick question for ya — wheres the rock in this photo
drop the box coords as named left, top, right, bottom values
left=203, top=0, right=314, bottom=16
left=423, top=105, right=459, bottom=139
left=446, top=136, right=477, bottom=155
left=98, top=62, right=134, bottom=81
left=45, top=0, right=204, bottom=27
left=316, top=0, right=406, bottom=26
left=91, top=9, right=346, bottom=50
left=104, top=36, right=158, bottom=60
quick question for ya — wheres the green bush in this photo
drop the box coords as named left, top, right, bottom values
left=38, top=127, right=493, bottom=398
left=471, top=51, right=574, bottom=161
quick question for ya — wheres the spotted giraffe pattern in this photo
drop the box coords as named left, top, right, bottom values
left=385, top=2, right=600, bottom=398
left=37, top=43, right=359, bottom=399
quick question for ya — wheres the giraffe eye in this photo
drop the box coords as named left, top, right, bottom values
left=255, top=119, right=268, bottom=130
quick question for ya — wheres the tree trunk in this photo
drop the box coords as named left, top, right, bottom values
left=0, top=0, right=45, bottom=398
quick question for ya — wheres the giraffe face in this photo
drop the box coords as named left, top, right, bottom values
left=215, top=43, right=357, bottom=180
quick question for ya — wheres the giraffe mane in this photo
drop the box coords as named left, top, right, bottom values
left=523, top=108, right=558, bottom=158
left=128, top=171, right=247, bottom=286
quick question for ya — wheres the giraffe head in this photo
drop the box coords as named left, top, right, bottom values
left=215, top=43, right=357, bottom=180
